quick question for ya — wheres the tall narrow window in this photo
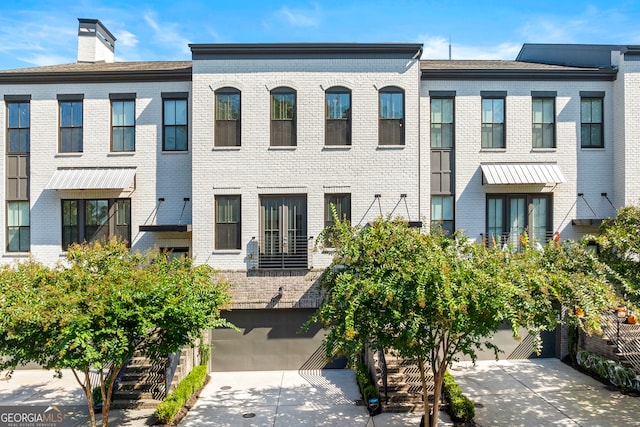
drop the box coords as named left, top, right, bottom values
left=325, top=87, right=351, bottom=146
left=215, top=195, right=241, bottom=250
left=481, top=98, right=505, bottom=148
left=486, top=194, right=552, bottom=249
left=431, top=195, right=454, bottom=236
left=271, top=88, right=296, bottom=146
left=431, top=98, right=454, bottom=148
left=59, top=100, right=83, bottom=152
left=111, top=99, right=135, bottom=151
left=259, top=195, right=307, bottom=268
left=163, top=98, right=188, bottom=151
left=215, top=88, right=241, bottom=147
left=532, top=98, right=555, bottom=148
left=581, top=97, right=603, bottom=148
left=379, top=87, right=404, bottom=145
left=7, top=201, right=29, bottom=252
left=7, top=102, right=30, bottom=153
left=324, top=193, right=351, bottom=247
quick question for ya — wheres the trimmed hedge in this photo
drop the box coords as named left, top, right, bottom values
left=443, top=371, right=475, bottom=422
left=155, top=365, right=208, bottom=424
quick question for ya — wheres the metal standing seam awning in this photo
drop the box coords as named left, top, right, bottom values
left=481, top=163, right=567, bottom=185
left=45, top=167, right=136, bottom=190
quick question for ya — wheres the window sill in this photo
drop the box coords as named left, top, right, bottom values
left=480, top=148, right=506, bottom=152
left=212, top=250, right=242, bottom=255
left=108, top=152, right=135, bottom=156
left=580, top=147, right=606, bottom=151
left=376, top=145, right=405, bottom=150
left=322, top=145, right=351, bottom=151
left=161, top=150, right=189, bottom=154
left=55, top=152, right=83, bottom=157
left=3, top=252, right=30, bottom=258
left=531, top=148, right=556, bottom=152
left=212, top=146, right=241, bottom=151
left=268, top=146, right=297, bottom=151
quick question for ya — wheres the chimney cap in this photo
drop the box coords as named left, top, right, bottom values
left=78, top=18, right=117, bottom=48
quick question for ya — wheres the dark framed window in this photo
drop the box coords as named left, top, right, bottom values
left=7, top=201, right=29, bottom=252
left=532, top=98, right=555, bottom=148
left=581, top=97, right=603, bottom=148
left=270, top=87, right=296, bottom=146
left=379, top=87, right=404, bottom=145
left=163, top=98, right=188, bottom=151
left=431, top=195, right=454, bottom=236
left=111, top=100, right=135, bottom=151
left=215, top=88, right=241, bottom=147
left=59, top=100, right=83, bottom=152
left=7, top=102, right=30, bottom=153
left=481, top=98, right=505, bottom=148
left=325, top=87, right=351, bottom=146
left=431, top=97, right=454, bottom=148
left=161, top=247, right=190, bottom=261
left=61, top=198, right=131, bottom=249
left=324, top=193, right=351, bottom=247
left=215, top=195, right=241, bottom=250
left=259, top=195, right=307, bottom=269
left=486, top=194, right=551, bottom=249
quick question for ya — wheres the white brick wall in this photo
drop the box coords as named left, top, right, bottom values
left=0, top=80, right=192, bottom=265
left=191, top=58, right=421, bottom=271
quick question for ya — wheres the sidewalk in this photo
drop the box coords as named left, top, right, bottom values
left=2, top=359, right=639, bottom=426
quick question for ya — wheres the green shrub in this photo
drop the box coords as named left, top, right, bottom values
left=155, top=365, right=208, bottom=424
left=576, top=349, right=639, bottom=391
left=443, top=371, right=475, bottom=422
left=91, top=386, right=102, bottom=405
left=199, top=344, right=211, bottom=367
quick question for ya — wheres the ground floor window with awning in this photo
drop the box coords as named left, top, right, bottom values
left=46, top=167, right=136, bottom=190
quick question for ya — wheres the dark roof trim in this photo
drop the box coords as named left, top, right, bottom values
left=0, top=69, right=192, bottom=84
left=4, top=94, right=31, bottom=101
left=481, top=90, right=506, bottom=97
left=190, top=43, right=423, bottom=60
left=139, top=224, right=192, bottom=232
left=78, top=18, right=116, bottom=45
left=421, top=69, right=617, bottom=81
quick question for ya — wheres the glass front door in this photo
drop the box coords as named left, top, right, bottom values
left=259, top=195, right=307, bottom=268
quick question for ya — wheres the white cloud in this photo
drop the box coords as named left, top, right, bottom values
left=16, top=53, right=71, bottom=67
left=115, top=30, right=138, bottom=48
left=276, top=4, right=321, bottom=28
left=418, top=35, right=521, bottom=60
left=142, top=12, right=191, bottom=57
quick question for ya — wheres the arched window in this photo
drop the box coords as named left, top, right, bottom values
left=325, top=86, right=351, bottom=146
left=270, top=87, right=296, bottom=146
left=215, top=87, right=241, bottom=147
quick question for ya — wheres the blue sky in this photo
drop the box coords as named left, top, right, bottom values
left=1, top=1, right=640, bottom=70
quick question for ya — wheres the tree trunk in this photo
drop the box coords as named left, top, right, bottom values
left=101, top=364, right=123, bottom=427
left=74, top=369, right=97, bottom=427
left=430, top=367, right=444, bottom=427
left=417, top=357, right=433, bottom=427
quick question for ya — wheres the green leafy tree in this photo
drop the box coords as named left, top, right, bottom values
left=0, top=239, right=232, bottom=427
left=592, top=204, right=640, bottom=303
left=314, top=217, right=616, bottom=427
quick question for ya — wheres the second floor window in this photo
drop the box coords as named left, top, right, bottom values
left=111, top=100, right=135, bottom=152
left=7, top=102, right=30, bottom=153
left=481, top=98, right=505, bottom=148
left=271, top=88, right=296, bottom=146
left=215, top=88, right=241, bottom=147
left=581, top=97, right=603, bottom=148
left=379, top=87, right=404, bottom=145
left=325, top=87, right=351, bottom=146
left=431, top=98, right=454, bottom=148
left=163, top=98, right=188, bottom=151
left=60, top=101, right=83, bottom=152
left=532, top=98, right=555, bottom=148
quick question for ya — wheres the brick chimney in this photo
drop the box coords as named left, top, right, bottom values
left=77, top=18, right=116, bottom=63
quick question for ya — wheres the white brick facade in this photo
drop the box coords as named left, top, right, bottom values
left=2, top=25, right=640, bottom=314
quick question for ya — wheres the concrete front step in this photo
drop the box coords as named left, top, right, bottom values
left=110, top=399, right=163, bottom=410
left=115, top=380, right=165, bottom=391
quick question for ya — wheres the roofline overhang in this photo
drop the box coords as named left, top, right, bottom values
left=190, top=43, right=423, bottom=60
left=421, top=68, right=617, bottom=81
left=0, top=68, right=192, bottom=84
left=139, top=224, right=192, bottom=233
